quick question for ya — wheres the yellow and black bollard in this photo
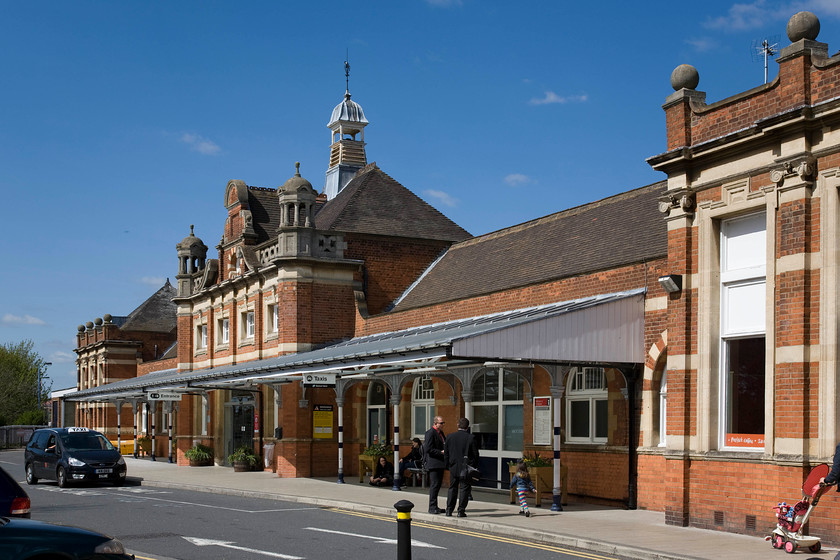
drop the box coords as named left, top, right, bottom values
left=394, top=500, right=414, bottom=560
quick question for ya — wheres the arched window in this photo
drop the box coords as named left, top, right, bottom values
left=566, top=367, right=608, bottom=444
left=411, top=378, right=435, bottom=438
left=367, top=382, right=390, bottom=447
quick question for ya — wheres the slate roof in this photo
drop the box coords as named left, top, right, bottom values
left=246, top=187, right=282, bottom=245
left=314, top=164, right=471, bottom=242
left=119, top=280, right=177, bottom=333
left=392, top=181, right=668, bottom=311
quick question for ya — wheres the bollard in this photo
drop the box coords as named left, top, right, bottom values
left=394, top=500, right=414, bottom=560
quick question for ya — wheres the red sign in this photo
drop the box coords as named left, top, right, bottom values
left=725, top=433, right=764, bottom=448
left=254, top=411, right=260, bottom=433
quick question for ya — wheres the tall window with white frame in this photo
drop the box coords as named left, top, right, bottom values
left=241, top=310, right=255, bottom=341
left=719, top=212, right=766, bottom=450
left=411, top=378, right=435, bottom=438
left=197, top=324, right=207, bottom=351
left=218, top=317, right=229, bottom=345
left=566, top=367, right=608, bottom=444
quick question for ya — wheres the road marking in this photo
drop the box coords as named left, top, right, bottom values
left=325, top=508, right=617, bottom=560
left=183, top=536, right=304, bottom=559
left=34, top=485, right=315, bottom=513
left=304, top=526, right=445, bottom=549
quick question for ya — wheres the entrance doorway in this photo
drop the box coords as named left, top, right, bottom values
left=472, top=367, right=526, bottom=488
left=225, top=391, right=255, bottom=464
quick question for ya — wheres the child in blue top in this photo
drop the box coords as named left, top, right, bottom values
left=510, top=461, right=536, bottom=517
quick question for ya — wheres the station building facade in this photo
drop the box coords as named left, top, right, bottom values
left=68, top=10, right=840, bottom=543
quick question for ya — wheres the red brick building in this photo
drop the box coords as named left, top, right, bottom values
left=66, top=10, right=840, bottom=543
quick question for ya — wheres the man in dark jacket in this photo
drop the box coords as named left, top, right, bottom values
left=423, top=416, right=446, bottom=514
left=443, top=417, right=479, bottom=517
left=821, top=442, right=840, bottom=489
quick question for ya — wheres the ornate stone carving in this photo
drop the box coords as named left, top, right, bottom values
left=771, top=155, right=816, bottom=188
left=658, top=192, right=696, bottom=216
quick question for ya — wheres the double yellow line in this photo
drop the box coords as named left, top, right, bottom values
left=327, top=508, right=617, bottom=560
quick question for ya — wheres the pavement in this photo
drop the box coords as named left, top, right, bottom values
left=122, top=457, right=826, bottom=560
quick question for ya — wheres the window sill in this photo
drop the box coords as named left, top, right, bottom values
left=215, top=344, right=230, bottom=352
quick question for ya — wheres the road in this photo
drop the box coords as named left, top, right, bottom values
left=1, top=449, right=619, bottom=560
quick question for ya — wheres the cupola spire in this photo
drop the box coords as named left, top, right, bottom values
left=324, top=59, right=368, bottom=199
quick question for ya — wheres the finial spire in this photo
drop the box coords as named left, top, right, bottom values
left=190, top=224, right=194, bottom=235
left=295, top=161, right=301, bottom=177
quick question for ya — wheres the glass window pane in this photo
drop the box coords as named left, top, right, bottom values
left=503, top=405, right=524, bottom=451
left=473, top=405, right=499, bottom=450
left=570, top=400, right=589, bottom=438
left=726, top=337, right=765, bottom=435
left=595, top=399, right=609, bottom=439
left=503, top=371, right=520, bottom=401
left=484, top=370, right=499, bottom=401
left=414, top=407, right=426, bottom=434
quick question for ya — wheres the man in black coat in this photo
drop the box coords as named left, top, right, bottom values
left=443, top=417, right=479, bottom=517
left=423, top=416, right=446, bottom=514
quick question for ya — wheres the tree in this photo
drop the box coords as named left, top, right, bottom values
left=0, top=340, right=51, bottom=426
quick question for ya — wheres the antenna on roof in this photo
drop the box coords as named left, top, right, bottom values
left=344, top=50, right=350, bottom=96
left=751, top=36, right=779, bottom=84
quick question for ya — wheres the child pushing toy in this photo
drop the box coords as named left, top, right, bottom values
left=510, top=461, right=536, bottom=517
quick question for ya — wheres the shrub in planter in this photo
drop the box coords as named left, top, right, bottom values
left=184, top=443, right=213, bottom=466
left=228, top=446, right=258, bottom=471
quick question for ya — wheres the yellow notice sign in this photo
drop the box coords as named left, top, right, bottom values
left=313, top=405, right=334, bottom=439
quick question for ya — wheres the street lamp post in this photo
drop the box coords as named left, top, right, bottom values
left=38, top=362, right=52, bottom=416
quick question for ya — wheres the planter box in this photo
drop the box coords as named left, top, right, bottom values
left=189, top=458, right=213, bottom=467
left=508, top=464, right=567, bottom=507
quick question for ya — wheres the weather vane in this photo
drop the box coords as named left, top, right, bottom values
left=345, top=50, right=350, bottom=94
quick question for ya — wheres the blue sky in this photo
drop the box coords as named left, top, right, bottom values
left=2, top=0, right=839, bottom=391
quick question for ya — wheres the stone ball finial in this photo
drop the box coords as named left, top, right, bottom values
left=85, top=321, right=94, bottom=329
left=671, top=64, right=699, bottom=91
left=787, top=11, right=819, bottom=42
left=103, top=313, right=112, bottom=323
left=94, top=317, right=103, bottom=326
left=78, top=325, right=85, bottom=332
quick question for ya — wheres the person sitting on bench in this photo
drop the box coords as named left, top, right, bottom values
left=399, top=438, right=423, bottom=486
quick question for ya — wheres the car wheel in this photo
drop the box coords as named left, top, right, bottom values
left=25, top=464, right=38, bottom=485
left=57, top=466, right=68, bottom=488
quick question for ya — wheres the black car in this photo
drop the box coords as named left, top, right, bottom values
left=24, top=427, right=126, bottom=488
left=0, top=466, right=30, bottom=518
left=0, top=517, right=133, bottom=559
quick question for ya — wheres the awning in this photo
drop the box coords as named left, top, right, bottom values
left=66, top=287, right=645, bottom=402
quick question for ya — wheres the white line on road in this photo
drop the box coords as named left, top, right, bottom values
left=304, top=526, right=445, bottom=549
left=183, top=536, right=304, bottom=559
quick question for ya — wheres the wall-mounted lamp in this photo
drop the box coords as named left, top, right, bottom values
left=658, top=274, right=682, bottom=294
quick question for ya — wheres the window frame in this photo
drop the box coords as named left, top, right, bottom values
left=565, top=367, right=608, bottom=444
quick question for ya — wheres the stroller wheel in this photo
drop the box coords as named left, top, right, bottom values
left=808, top=542, right=821, bottom=553
left=772, top=535, right=784, bottom=549
left=784, top=540, right=797, bottom=554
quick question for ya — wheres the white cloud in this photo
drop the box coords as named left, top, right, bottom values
left=2, top=313, right=46, bottom=326
left=424, top=189, right=458, bottom=208
left=504, top=173, right=532, bottom=187
left=529, top=91, right=588, bottom=106
left=685, top=37, right=718, bottom=52
left=180, top=133, right=221, bottom=155
left=49, top=350, right=76, bottom=363
left=140, top=276, right=166, bottom=286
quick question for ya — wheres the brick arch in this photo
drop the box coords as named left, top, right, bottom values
left=641, top=330, right=668, bottom=448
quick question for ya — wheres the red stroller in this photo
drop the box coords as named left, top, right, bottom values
left=766, top=463, right=833, bottom=553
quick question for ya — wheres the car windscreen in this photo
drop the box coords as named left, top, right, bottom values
left=59, top=433, right=115, bottom=452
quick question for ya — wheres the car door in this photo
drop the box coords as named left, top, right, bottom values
left=42, top=433, right=59, bottom=480
left=26, top=432, right=48, bottom=478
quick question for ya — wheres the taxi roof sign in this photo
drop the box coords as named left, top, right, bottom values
left=67, top=427, right=90, bottom=432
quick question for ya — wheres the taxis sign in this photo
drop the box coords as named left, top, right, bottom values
left=303, top=373, right=336, bottom=388
left=147, top=391, right=182, bottom=401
